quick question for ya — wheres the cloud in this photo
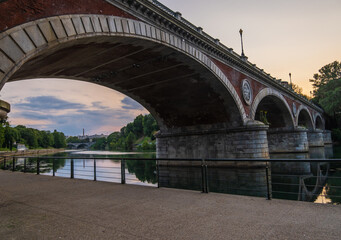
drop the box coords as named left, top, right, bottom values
left=121, top=97, right=144, bottom=110
left=1, top=79, right=149, bottom=136
left=91, top=101, right=109, bottom=110
left=16, top=96, right=86, bottom=111
left=7, top=95, right=145, bottom=136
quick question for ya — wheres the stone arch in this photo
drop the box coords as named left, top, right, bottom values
left=296, top=106, right=314, bottom=130
left=314, top=113, right=325, bottom=130
left=0, top=14, right=246, bottom=130
left=250, top=88, right=295, bottom=129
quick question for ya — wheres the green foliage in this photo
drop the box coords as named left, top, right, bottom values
left=318, top=78, right=341, bottom=115
left=92, top=114, right=159, bottom=151
left=259, top=110, right=270, bottom=125
left=0, top=121, right=66, bottom=150
left=91, top=137, right=107, bottom=150
left=310, top=61, right=341, bottom=100
left=332, top=129, right=341, bottom=142
left=310, top=61, right=341, bottom=131
left=310, top=61, right=341, bottom=115
left=66, top=136, right=90, bottom=144
left=53, top=130, right=66, bottom=148
left=126, top=160, right=157, bottom=183
left=291, top=83, right=310, bottom=100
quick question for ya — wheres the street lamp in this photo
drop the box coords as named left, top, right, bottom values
left=239, top=29, right=245, bottom=58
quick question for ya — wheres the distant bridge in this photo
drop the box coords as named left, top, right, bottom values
left=67, top=142, right=95, bottom=150
left=0, top=0, right=332, bottom=159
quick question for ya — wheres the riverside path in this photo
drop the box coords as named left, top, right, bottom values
left=0, top=170, right=340, bottom=240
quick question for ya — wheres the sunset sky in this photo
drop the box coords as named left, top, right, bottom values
left=1, top=0, right=340, bottom=136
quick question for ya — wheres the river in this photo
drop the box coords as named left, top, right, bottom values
left=20, top=145, right=341, bottom=204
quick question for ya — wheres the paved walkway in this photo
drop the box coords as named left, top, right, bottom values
left=0, top=170, right=340, bottom=240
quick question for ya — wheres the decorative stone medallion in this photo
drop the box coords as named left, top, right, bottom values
left=241, top=79, right=252, bottom=105
left=292, top=103, right=297, bottom=116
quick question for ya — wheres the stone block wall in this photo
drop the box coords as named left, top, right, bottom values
left=307, top=131, right=324, bottom=147
left=267, top=130, right=308, bottom=153
left=323, top=130, right=332, bottom=145
left=156, top=127, right=269, bottom=159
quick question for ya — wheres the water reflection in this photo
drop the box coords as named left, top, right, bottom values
left=11, top=146, right=340, bottom=204
left=270, top=145, right=341, bottom=204
left=159, top=163, right=267, bottom=197
left=159, top=145, right=341, bottom=204
left=38, top=151, right=157, bottom=187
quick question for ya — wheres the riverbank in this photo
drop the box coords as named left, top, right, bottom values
left=0, top=170, right=340, bottom=240
left=0, top=148, right=64, bottom=160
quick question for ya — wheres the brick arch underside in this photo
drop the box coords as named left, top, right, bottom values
left=296, top=106, right=314, bottom=130
left=0, top=15, right=246, bottom=130
left=315, top=114, right=324, bottom=130
left=251, top=88, right=295, bottom=130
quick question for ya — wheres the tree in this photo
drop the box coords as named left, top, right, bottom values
left=4, top=124, right=19, bottom=150
left=133, top=114, right=144, bottom=138
left=310, top=61, right=341, bottom=102
left=310, top=61, right=341, bottom=135
left=91, top=137, right=107, bottom=150
left=143, top=114, right=159, bottom=139
left=291, top=83, right=310, bottom=100
left=318, top=78, right=341, bottom=116
left=125, top=132, right=136, bottom=150
left=53, top=130, right=66, bottom=148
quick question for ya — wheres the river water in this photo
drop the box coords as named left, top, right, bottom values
left=28, top=145, right=341, bottom=204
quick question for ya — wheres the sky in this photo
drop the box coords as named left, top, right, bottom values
left=1, top=0, right=340, bottom=136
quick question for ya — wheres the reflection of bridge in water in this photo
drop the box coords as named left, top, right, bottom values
left=158, top=146, right=336, bottom=203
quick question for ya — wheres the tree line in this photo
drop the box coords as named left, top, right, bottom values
left=0, top=122, right=66, bottom=150
left=310, top=60, right=341, bottom=142
left=91, top=114, right=159, bottom=151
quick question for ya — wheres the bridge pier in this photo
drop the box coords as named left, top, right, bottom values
left=156, top=121, right=269, bottom=159
left=267, top=128, right=309, bottom=153
left=323, top=130, right=332, bottom=145
left=307, top=130, right=324, bottom=147
left=0, top=99, right=10, bottom=121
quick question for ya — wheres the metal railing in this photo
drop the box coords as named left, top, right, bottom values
left=1, top=156, right=340, bottom=204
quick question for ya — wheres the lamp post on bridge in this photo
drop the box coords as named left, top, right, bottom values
left=289, top=73, right=292, bottom=89
left=239, top=29, right=248, bottom=61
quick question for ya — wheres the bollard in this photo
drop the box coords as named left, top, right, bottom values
left=121, top=159, right=126, bottom=184
left=24, top=158, right=27, bottom=173
left=12, top=157, right=15, bottom=172
left=3, top=158, right=6, bottom=170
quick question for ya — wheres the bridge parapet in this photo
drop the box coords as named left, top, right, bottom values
left=114, top=0, right=322, bottom=113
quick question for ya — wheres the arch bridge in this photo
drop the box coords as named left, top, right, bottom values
left=67, top=142, right=95, bottom=150
left=0, top=0, right=332, bottom=159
